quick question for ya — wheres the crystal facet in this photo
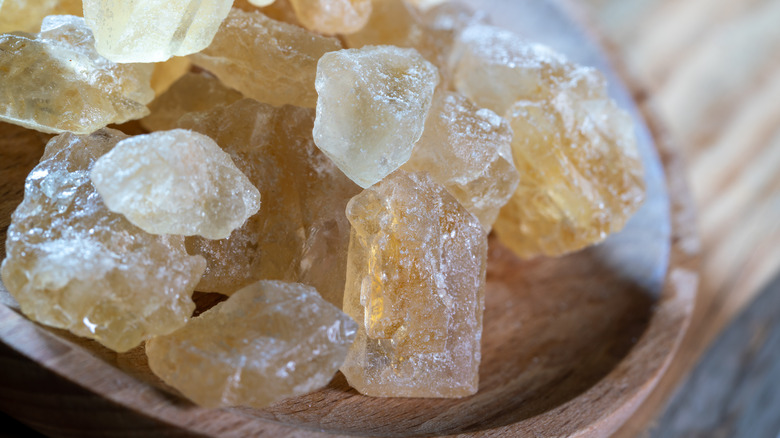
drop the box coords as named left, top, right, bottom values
left=146, top=280, right=357, bottom=409
left=313, top=45, right=439, bottom=188
left=175, top=99, right=360, bottom=307
left=91, top=129, right=261, bottom=240
left=0, top=129, right=206, bottom=352
left=190, top=8, right=341, bottom=108
left=82, top=0, right=233, bottom=63
left=341, top=170, right=487, bottom=397
left=403, top=91, right=519, bottom=231
left=0, top=16, right=154, bottom=134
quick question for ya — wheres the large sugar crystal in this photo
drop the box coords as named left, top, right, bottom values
left=403, top=92, right=518, bottom=231
left=288, top=0, right=371, bottom=35
left=341, top=171, right=487, bottom=397
left=0, top=0, right=82, bottom=33
left=146, top=280, right=357, bottom=408
left=450, top=24, right=571, bottom=115
left=0, top=129, right=206, bottom=352
left=190, top=8, right=341, bottom=108
left=82, top=0, right=233, bottom=63
left=0, top=15, right=154, bottom=134
left=494, top=94, right=646, bottom=258
left=175, top=99, right=360, bottom=306
left=313, top=46, right=438, bottom=188
left=141, top=72, right=243, bottom=132
left=91, top=129, right=261, bottom=240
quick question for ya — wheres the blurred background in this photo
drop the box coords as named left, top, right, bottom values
left=580, top=0, right=780, bottom=436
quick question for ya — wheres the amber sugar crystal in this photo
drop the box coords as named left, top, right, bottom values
left=341, top=171, right=487, bottom=397
left=146, top=280, right=357, bottom=409
left=175, top=99, right=360, bottom=307
left=190, top=8, right=342, bottom=108
left=288, top=0, right=371, bottom=35
left=0, top=129, right=206, bottom=352
left=0, top=15, right=154, bottom=134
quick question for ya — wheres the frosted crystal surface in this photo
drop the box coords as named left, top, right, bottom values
left=403, top=91, right=518, bottom=231
left=146, top=280, right=357, bottom=408
left=341, top=171, right=487, bottom=397
left=175, top=99, right=360, bottom=306
left=451, top=24, right=572, bottom=115
left=190, top=8, right=341, bottom=108
left=288, top=0, right=371, bottom=35
left=0, top=0, right=82, bottom=33
left=141, top=72, right=243, bottom=132
left=0, top=16, right=154, bottom=134
left=82, top=0, right=233, bottom=63
left=313, top=46, right=439, bottom=188
left=234, top=0, right=300, bottom=25
left=91, top=129, right=261, bottom=240
left=450, top=24, right=646, bottom=257
left=249, top=0, right=275, bottom=5
left=0, top=129, right=206, bottom=352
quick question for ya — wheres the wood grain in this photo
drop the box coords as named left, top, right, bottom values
left=649, top=272, right=780, bottom=438
left=577, top=0, right=780, bottom=434
left=0, top=1, right=699, bottom=436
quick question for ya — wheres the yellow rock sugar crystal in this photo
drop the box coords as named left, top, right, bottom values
left=190, top=8, right=342, bottom=108
left=146, top=280, right=357, bottom=409
left=341, top=170, right=487, bottom=397
left=403, top=91, right=519, bottom=231
left=494, top=94, right=646, bottom=258
left=313, top=45, right=439, bottom=188
left=141, top=72, right=243, bottom=133
left=0, top=129, right=206, bottom=352
left=288, top=0, right=371, bottom=35
left=90, top=129, right=261, bottom=240
left=0, top=15, right=154, bottom=134
left=82, top=0, right=233, bottom=63
left=150, top=57, right=192, bottom=97
left=175, top=99, right=360, bottom=307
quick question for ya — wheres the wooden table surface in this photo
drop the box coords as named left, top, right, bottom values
left=578, top=0, right=780, bottom=435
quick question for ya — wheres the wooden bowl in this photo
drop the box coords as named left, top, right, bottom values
left=0, top=1, right=699, bottom=436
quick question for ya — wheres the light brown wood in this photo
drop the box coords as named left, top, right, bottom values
left=575, top=0, right=780, bottom=434
left=0, top=1, right=699, bottom=436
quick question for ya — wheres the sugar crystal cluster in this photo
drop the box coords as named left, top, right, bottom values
left=313, top=45, right=438, bottom=188
left=190, top=8, right=342, bottom=108
left=0, top=130, right=206, bottom=352
left=82, top=0, right=233, bottom=62
left=90, top=129, right=261, bottom=240
left=449, top=24, right=645, bottom=257
left=341, top=171, right=487, bottom=397
left=0, top=15, right=154, bottom=134
left=0, top=0, right=649, bottom=409
left=175, top=99, right=360, bottom=306
left=146, top=280, right=357, bottom=408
